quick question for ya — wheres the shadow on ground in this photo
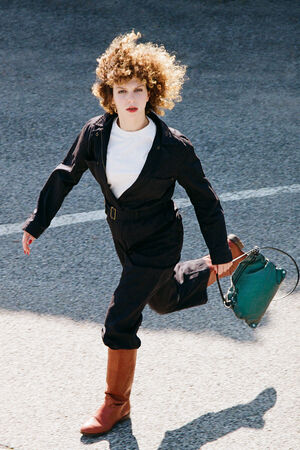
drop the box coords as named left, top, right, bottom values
left=157, top=387, right=277, bottom=449
left=81, top=418, right=140, bottom=450
left=80, top=387, right=276, bottom=449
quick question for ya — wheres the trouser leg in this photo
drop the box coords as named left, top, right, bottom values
left=148, top=257, right=211, bottom=314
left=102, top=257, right=172, bottom=349
left=148, top=235, right=246, bottom=315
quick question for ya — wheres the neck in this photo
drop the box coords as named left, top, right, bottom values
left=117, top=113, right=149, bottom=131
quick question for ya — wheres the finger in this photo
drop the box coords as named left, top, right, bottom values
left=219, top=262, right=233, bottom=275
left=218, top=267, right=224, bottom=276
left=22, top=238, right=28, bottom=253
left=22, top=235, right=31, bottom=255
left=22, top=233, right=28, bottom=248
left=26, top=239, right=32, bottom=254
left=226, top=262, right=233, bottom=272
left=218, top=265, right=225, bottom=275
left=217, top=264, right=227, bottom=276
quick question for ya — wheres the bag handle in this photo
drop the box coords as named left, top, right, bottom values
left=216, top=246, right=299, bottom=307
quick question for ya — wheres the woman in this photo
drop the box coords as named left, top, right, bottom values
left=22, top=31, right=245, bottom=436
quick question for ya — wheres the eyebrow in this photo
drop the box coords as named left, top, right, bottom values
left=116, top=84, right=145, bottom=88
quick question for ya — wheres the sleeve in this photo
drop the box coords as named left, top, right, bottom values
left=22, top=121, right=91, bottom=239
left=176, top=137, right=232, bottom=265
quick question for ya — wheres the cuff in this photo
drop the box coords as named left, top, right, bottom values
left=209, top=244, right=233, bottom=265
left=22, top=215, right=46, bottom=239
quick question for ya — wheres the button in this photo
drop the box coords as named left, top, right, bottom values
left=96, top=132, right=99, bottom=136
left=157, top=145, right=160, bottom=150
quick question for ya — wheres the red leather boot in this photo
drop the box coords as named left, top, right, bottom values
left=205, top=234, right=246, bottom=287
left=80, top=348, right=137, bottom=436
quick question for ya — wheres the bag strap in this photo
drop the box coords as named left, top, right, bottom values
left=260, top=246, right=299, bottom=298
left=216, top=246, right=299, bottom=307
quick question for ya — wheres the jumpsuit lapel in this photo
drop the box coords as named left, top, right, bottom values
left=100, top=113, right=161, bottom=205
left=97, top=114, right=119, bottom=208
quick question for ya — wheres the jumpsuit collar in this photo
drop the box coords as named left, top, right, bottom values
left=95, top=111, right=173, bottom=146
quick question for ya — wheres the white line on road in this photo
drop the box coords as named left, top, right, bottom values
left=1, top=184, right=299, bottom=237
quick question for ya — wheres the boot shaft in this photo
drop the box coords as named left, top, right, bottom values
left=105, top=348, right=137, bottom=402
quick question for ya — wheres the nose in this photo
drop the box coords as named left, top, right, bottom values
left=128, top=92, right=135, bottom=104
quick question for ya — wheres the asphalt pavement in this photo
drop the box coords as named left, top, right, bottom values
left=0, top=1, right=299, bottom=449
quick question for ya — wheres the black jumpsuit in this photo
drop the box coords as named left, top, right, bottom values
left=23, top=111, right=232, bottom=349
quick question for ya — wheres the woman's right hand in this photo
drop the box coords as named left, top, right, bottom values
left=22, top=231, right=36, bottom=255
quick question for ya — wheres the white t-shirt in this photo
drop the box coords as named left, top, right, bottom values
left=106, top=116, right=156, bottom=199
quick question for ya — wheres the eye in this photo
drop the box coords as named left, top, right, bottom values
left=118, top=89, right=126, bottom=94
left=135, top=88, right=143, bottom=92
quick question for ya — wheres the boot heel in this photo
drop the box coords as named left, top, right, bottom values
left=228, top=234, right=244, bottom=251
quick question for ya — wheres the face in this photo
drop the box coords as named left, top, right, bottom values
left=112, top=78, right=149, bottom=118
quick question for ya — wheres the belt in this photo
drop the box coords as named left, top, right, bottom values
left=105, top=200, right=174, bottom=221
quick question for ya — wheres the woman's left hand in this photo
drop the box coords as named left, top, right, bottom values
left=211, top=262, right=233, bottom=276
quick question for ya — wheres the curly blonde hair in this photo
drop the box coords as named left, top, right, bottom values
left=92, top=31, right=187, bottom=116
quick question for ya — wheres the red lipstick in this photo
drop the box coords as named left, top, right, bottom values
left=126, top=107, right=138, bottom=112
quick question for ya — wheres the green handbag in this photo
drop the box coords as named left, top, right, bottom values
left=216, top=246, right=299, bottom=328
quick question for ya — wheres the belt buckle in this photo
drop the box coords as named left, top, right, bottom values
left=110, top=206, right=117, bottom=220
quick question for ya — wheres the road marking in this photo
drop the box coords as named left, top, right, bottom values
left=1, top=184, right=299, bottom=236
